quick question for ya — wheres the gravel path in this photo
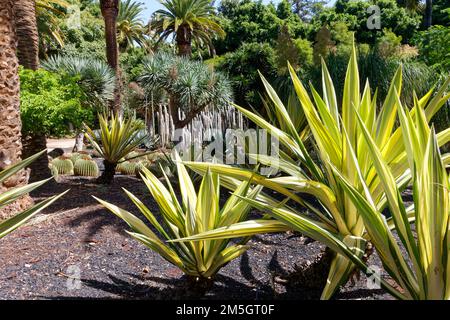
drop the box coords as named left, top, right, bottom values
left=0, top=176, right=392, bottom=300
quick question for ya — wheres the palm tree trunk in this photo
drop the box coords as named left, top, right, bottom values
left=0, top=1, right=33, bottom=219
left=14, top=0, right=51, bottom=183
left=100, top=0, right=122, bottom=113
left=176, top=24, right=192, bottom=57
left=424, top=0, right=432, bottom=28
left=14, top=0, right=39, bottom=71
left=21, top=134, right=51, bottom=182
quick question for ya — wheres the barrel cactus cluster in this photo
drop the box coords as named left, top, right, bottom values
left=49, top=152, right=98, bottom=177
left=116, top=160, right=141, bottom=175
left=48, top=149, right=160, bottom=178
left=70, top=151, right=92, bottom=164
left=50, top=156, right=74, bottom=175
left=74, top=156, right=99, bottom=177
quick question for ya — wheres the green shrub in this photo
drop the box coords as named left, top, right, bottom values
left=20, top=68, right=94, bottom=137
left=217, top=42, right=278, bottom=108
left=376, top=28, right=402, bottom=58
left=413, top=25, right=450, bottom=71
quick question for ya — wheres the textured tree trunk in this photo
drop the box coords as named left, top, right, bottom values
left=176, top=24, right=192, bottom=57
left=169, top=94, right=182, bottom=129
left=14, top=0, right=39, bottom=71
left=424, top=0, right=432, bottom=28
left=100, top=0, right=121, bottom=113
left=97, top=160, right=117, bottom=184
left=14, top=0, right=50, bottom=183
left=72, top=132, right=85, bottom=152
left=21, top=134, right=51, bottom=182
left=0, top=1, right=33, bottom=220
left=169, top=94, right=205, bottom=129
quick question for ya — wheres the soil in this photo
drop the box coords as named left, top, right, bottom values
left=0, top=175, right=394, bottom=300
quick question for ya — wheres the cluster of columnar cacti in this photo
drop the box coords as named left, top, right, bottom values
left=50, top=156, right=74, bottom=175
left=73, top=156, right=99, bottom=177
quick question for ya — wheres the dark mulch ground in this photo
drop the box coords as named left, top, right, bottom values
left=0, top=175, right=392, bottom=300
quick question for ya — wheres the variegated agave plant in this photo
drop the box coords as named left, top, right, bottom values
left=0, top=151, right=67, bottom=238
left=179, top=42, right=450, bottom=299
left=94, top=153, right=282, bottom=279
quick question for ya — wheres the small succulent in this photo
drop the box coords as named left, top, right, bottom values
left=74, top=156, right=99, bottom=177
left=51, top=156, right=74, bottom=175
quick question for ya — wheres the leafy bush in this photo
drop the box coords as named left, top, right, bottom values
left=376, top=28, right=402, bottom=58
left=95, top=154, right=272, bottom=279
left=20, top=68, right=94, bottom=137
left=413, top=25, right=450, bottom=71
left=217, top=42, right=277, bottom=108
left=294, top=38, right=314, bottom=68
left=214, top=0, right=308, bottom=55
left=311, top=0, right=421, bottom=45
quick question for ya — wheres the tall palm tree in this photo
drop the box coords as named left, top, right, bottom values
left=13, top=0, right=54, bottom=181
left=150, top=0, right=225, bottom=57
left=0, top=1, right=35, bottom=217
left=100, top=0, right=122, bottom=112
left=117, top=0, right=147, bottom=51
left=15, top=0, right=40, bottom=70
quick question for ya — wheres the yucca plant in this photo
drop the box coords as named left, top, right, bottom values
left=94, top=153, right=275, bottom=281
left=84, top=113, right=149, bottom=184
left=182, top=43, right=450, bottom=298
left=0, top=151, right=67, bottom=237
